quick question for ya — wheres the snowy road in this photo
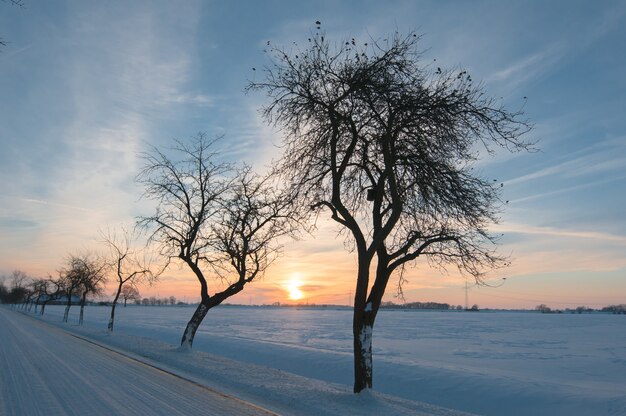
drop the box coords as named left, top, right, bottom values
left=0, top=308, right=275, bottom=416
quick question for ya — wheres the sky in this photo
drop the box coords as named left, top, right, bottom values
left=1, top=0, right=625, bottom=309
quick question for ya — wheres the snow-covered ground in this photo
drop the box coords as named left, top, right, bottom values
left=0, top=308, right=273, bottom=416
left=6, top=305, right=626, bottom=415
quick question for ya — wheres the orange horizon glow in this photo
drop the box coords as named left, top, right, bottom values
left=286, top=274, right=304, bottom=301
left=6, top=219, right=626, bottom=310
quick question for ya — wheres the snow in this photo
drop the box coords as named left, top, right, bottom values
left=3, top=305, right=626, bottom=415
left=0, top=307, right=273, bottom=416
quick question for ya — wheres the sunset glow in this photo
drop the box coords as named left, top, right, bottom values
left=287, top=275, right=304, bottom=301
left=1, top=2, right=625, bottom=311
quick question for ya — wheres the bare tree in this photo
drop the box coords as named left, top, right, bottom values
left=58, top=260, right=82, bottom=322
left=4, top=270, right=31, bottom=306
left=0, top=279, right=7, bottom=303
left=249, top=29, right=532, bottom=392
left=60, top=254, right=107, bottom=324
left=121, top=285, right=141, bottom=307
left=101, top=227, right=157, bottom=332
left=36, top=276, right=62, bottom=316
left=77, top=256, right=107, bottom=325
left=138, top=134, right=297, bottom=349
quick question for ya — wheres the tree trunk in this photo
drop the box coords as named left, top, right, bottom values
left=79, top=293, right=86, bottom=325
left=352, top=254, right=374, bottom=393
left=353, top=306, right=374, bottom=392
left=40, top=302, right=47, bottom=316
left=352, top=251, right=390, bottom=393
left=108, top=284, right=122, bottom=332
left=180, top=301, right=210, bottom=349
left=63, top=295, right=72, bottom=323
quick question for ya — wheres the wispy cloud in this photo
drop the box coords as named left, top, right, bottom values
left=19, top=197, right=90, bottom=213
left=494, top=222, right=626, bottom=244
left=489, top=44, right=563, bottom=86
left=510, top=173, right=626, bottom=203
left=506, top=138, right=626, bottom=186
left=165, top=93, right=214, bottom=106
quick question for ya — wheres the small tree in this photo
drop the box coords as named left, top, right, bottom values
left=249, top=29, right=532, bottom=392
left=138, top=134, right=297, bottom=348
left=121, top=285, right=140, bottom=307
left=58, top=261, right=82, bottom=322
left=37, top=276, right=62, bottom=316
left=536, top=304, right=551, bottom=313
left=101, top=227, right=157, bottom=332
left=0, top=280, right=7, bottom=303
left=5, top=270, right=31, bottom=306
left=60, top=254, right=107, bottom=324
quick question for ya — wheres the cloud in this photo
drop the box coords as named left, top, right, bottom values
left=505, top=138, right=626, bottom=186
left=165, top=93, right=215, bottom=107
left=510, top=173, right=626, bottom=204
left=489, top=44, right=564, bottom=86
left=0, top=217, right=38, bottom=229
left=494, top=222, right=626, bottom=244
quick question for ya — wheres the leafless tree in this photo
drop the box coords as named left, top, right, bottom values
left=58, top=262, right=82, bottom=322
left=35, top=276, right=62, bottom=316
left=138, top=134, right=298, bottom=348
left=121, top=285, right=141, bottom=307
left=0, top=280, right=7, bottom=303
left=60, top=254, right=107, bottom=324
left=4, top=270, right=31, bottom=306
left=101, top=227, right=158, bottom=332
left=248, top=29, right=533, bottom=392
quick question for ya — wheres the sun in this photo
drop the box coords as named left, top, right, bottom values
left=287, top=274, right=304, bottom=301
left=289, top=287, right=303, bottom=301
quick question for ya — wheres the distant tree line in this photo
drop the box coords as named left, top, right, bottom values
left=535, top=304, right=626, bottom=314
left=381, top=301, right=458, bottom=310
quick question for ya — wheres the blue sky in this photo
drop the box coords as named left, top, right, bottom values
left=1, top=0, right=625, bottom=308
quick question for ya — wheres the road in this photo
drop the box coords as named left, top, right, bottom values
left=0, top=307, right=276, bottom=416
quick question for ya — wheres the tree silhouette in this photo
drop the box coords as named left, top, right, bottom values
left=138, top=134, right=297, bottom=348
left=101, top=227, right=158, bottom=332
left=59, top=254, right=106, bottom=324
left=121, top=285, right=140, bottom=307
left=249, top=29, right=533, bottom=392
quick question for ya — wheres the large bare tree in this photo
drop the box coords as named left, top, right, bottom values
left=138, top=134, right=297, bottom=348
left=249, top=30, right=533, bottom=392
left=101, top=227, right=158, bottom=332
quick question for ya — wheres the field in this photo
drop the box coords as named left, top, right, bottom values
left=24, top=305, right=626, bottom=415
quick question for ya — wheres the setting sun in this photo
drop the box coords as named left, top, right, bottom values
left=287, top=275, right=304, bottom=301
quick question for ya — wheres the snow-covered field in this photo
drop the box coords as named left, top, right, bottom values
left=8, top=305, right=626, bottom=415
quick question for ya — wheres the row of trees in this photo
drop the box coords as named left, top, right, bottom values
left=0, top=227, right=158, bottom=331
left=5, top=26, right=533, bottom=394
left=536, top=304, right=626, bottom=314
